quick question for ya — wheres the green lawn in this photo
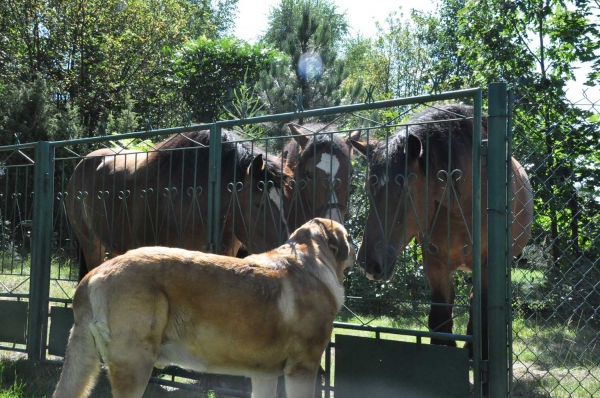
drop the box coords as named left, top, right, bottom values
left=2, top=314, right=597, bottom=397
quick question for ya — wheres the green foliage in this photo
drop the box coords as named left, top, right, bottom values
left=106, top=93, right=141, bottom=135
left=259, top=0, right=352, bottom=114
left=0, top=77, right=84, bottom=146
left=171, top=37, right=282, bottom=122
left=0, top=0, right=240, bottom=136
left=341, top=8, right=439, bottom=103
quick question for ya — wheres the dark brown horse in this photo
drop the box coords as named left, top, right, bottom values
left=351, top=104, right=533, bottom=357
left=66, top=130, right=287, bottom=273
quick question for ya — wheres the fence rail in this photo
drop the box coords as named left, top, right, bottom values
left=4, top=84, right=594, bottom=397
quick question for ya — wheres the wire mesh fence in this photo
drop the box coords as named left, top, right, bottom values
left=510, top=86, right=600, bottom=397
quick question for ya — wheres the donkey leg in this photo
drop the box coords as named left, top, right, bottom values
left=426, top=260, right=456, bottom=347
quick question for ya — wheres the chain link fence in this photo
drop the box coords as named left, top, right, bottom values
left=511, top=86, right=600, bottom=397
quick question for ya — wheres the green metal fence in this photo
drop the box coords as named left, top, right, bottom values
left=509, top=86, right=600, bottom=397
left=0, top=86, right=518, bottom=397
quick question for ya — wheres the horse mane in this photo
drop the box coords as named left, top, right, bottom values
left=283, top=122, right=350, bottom=171
left=150, top=130, right=288, bottom=187
left=371, top=104, right=488, bottom=189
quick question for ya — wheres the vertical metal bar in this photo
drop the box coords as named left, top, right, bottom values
left=472, top=89, right=483, bottom=398
left=208, top=124, right=222, bottom=253
left=507, top=89, right=515, bottom=397
left=488, top=82, right=510, bottom=398
left=27, top=142, right=54, bottom=361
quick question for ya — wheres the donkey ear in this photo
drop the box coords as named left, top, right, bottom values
left=287, top=124, right=310, bottom=149
left=350, top=139, right=376, bottom=158
left=248, top=154, right=266, bottom=177
left=313, top=218, right=350, bottom=262
left=406, top=134, right=422, bottom=160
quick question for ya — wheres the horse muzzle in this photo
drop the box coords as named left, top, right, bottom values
left=357, top=242, right=397, bottom=281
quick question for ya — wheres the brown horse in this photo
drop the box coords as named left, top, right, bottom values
left=66, top=130, right=287, bottom=273
left=351, top=104, right=533, bottom=358
left=282, top=123, right=360, bottom=226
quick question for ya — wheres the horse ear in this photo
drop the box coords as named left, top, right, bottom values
left=348, top=130, right=361, bottom=142
left=350, top=139, right=376, bottom=158
left=406, top=134, right=422, bottom=160
left=248, top=154, right=266, bottom=177
left=287, top=124, right=310, bottom=149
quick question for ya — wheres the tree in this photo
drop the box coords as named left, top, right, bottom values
left=259, top=0, right=351, bottom=114
left=0, top=0, right=241, bottom=138
left=0, top=77, right=84, bottom=146
left=170, top=37, right=283, bottom=122
left=438, top=0, right=600, bottom=331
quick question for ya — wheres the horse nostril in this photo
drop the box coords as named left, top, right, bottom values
left=369, top=261, right=383, bottom=277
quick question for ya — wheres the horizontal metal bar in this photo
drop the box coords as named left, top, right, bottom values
left=216, top=88, right=481, bottom=127
left=0, top=346, right=26, bottom=353
left=48, top=298, right=73, bottom=304
left=0, top=293, right=29, bottom=299
left=33, top=88, right=480, bottom=149
left=345, top=296, right=471, bottom=309
left=333, top=322, right=473, bottom=342
left=0, top=142, right=37, bottom=152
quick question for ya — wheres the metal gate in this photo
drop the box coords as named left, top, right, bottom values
left=0, top=84, right=512, bottom=397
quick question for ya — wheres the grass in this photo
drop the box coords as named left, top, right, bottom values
left=0, top=353, right=218, bottom=398
left=1, top=261, right=598, bottom=397
left=1, top=314, right=599, bottom=397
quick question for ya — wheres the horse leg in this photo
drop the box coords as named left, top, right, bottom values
left=426, top=258, right=456, bottom=347
left=223, top=237, right=242, bottom=257
left=73, top=222, right=107, bottom=281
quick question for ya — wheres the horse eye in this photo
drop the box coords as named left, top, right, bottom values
left=305, top=170, right=314, bottom=180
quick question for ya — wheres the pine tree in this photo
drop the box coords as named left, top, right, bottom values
left=259, top=0, right=351, bottom=115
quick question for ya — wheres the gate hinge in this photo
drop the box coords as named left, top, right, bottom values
left=481, top=140, right=488, bottom=166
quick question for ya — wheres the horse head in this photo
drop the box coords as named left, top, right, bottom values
left=351, top=132, right=435, bottom=281
left=283, top=123, right=361, bottom=227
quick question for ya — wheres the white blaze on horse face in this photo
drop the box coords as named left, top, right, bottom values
left=316, top=153, right=344, bottom=222
left=316, top=153, right=340, bottom=178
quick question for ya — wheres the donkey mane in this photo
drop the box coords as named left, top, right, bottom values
left=370, top=104, right=488, bottom=184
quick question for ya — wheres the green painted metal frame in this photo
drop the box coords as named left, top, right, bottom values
left=27, top=142, right=55, bottom=360
left=487, top=82, right=511, bottom=397
left=0, top=86, right=510, bottom=397
left=335, top=334, right=470, bottom=398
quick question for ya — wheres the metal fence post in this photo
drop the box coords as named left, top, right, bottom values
left=488, top=82, right=510, bottom=397
left=27, top=141, right=54, bottom=361
left=472, top=89, right=484, bottom=398
left=207, top=124, right=222, bottom=253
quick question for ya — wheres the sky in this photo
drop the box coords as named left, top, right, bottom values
left=233, top=0, right=597, bottom=106
left=234, top=0, right=435, bottom=43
